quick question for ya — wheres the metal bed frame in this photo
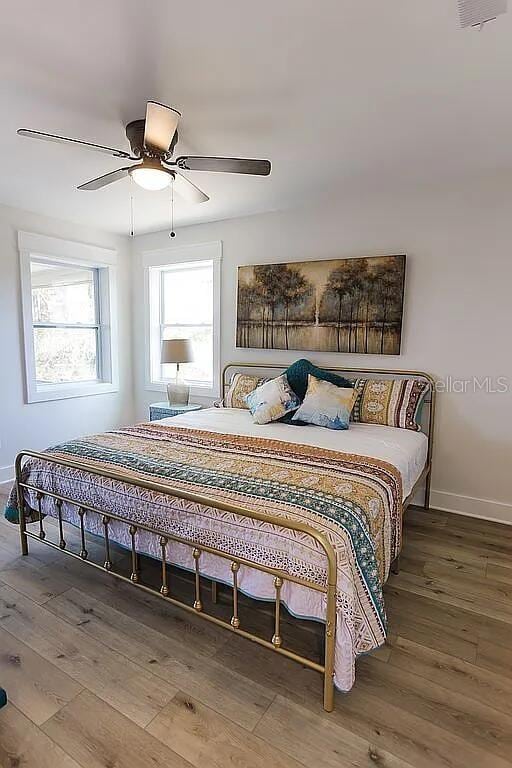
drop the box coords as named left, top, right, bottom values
left=15, top=363, right=435, bottom=712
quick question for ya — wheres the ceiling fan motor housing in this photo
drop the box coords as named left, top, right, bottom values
left=125, top=119, right=178, bottom=158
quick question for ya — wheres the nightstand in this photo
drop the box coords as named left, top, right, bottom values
left=149, top=402, right=202, bottom=421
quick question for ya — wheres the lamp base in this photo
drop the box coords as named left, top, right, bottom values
left=167, top=382, right=190, bottom=406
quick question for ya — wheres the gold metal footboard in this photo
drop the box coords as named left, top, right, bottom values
left=15, top=450, right=338, bottom=712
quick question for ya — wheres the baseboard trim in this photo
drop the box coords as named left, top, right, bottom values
left=0, top=465, right=14, bottom=492
left=431, top=489, right=512, bottom=526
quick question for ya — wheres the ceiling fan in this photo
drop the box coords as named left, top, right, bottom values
left=17, top=101, right=271, bottom=204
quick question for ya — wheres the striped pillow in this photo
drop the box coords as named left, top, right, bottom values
left=351, top=378, right=429, bottom=431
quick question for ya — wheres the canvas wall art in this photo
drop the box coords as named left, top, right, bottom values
left=236, top=254, right=406, bottom=355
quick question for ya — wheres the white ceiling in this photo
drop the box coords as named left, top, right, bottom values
left=1, top=0, right=512, bottom=235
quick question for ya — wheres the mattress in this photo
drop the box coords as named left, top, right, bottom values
left=164, top=407, right=428, bottom=500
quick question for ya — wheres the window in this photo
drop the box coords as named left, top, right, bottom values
left=19, top=231, right=118, bottom=403
left=145, top=242, right=221, bottom=397
left=31, top=261, right=100, bottom=384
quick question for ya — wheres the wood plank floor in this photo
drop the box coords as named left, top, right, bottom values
left=1, top=497, right=511, bottom=768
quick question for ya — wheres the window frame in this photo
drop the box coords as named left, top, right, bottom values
left=19, top=231, right=119, bottom=403
left=143, top=241, right=222, bottom=399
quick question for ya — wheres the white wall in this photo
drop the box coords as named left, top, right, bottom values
left=132, top=183, right=512, bottom=524
left=0, top=203, right=134, bottom=488
left=1, top=188, right=509, bottom=524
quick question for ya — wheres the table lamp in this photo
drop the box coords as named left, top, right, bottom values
left=161, top=338, right=193, bottom=405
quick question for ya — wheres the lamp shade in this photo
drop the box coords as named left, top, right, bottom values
left=161, top=338, right=194, bottom=364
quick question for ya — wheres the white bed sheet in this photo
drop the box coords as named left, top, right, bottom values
left=161, top=407, right=428, bottom=500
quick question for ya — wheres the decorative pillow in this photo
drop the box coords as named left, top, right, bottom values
left=222, top=373, right=270, bottom=409
left=285, top=358, right=353, bottom=401
left=351, top=378, right=430, bottom=431
left=245, top=374, right=301, bottom=425
left=292, top=375, right=357, bottom=430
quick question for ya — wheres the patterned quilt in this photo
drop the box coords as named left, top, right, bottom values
left=5, top=421, right=403, bottom=690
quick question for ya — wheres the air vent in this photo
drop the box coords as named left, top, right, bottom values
left=458, top=0, right=507, bottom=27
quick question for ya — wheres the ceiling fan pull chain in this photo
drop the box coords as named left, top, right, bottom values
left=130, top=178, right=135, bottom=237
left=169, top=181, right=176, bottom=238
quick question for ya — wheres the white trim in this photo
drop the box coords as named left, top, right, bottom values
left=0, top=464, right=14, bottom=493
left=18, top=231, right=116, bottom=265
left=143, top=241, right=222, bottom=398
left=19, top=231, right=119, bottom=403
left=430, top=488, right=512, bottom=526
left=141, top=240, right=221, bottom=269
left=0, top=464, right=14, bottom=486
left=23, top=380, right=119, bottom=403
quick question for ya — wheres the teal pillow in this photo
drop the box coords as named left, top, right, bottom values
left=285, top=359, right=353, bottom=401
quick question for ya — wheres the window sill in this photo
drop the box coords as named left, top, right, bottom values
left=146, top=381, right=219, bottom=399
left=27, top=381, right=119, bottom=404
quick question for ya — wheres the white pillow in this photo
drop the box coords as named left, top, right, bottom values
left=292, top=374, right=357, bottom=430
left=245, top=374, right=300, bottom=425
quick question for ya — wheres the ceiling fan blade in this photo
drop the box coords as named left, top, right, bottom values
left=17, top=129, right=132, bottom=159
left=77, top=166, right=132, bottom=191
left=144, top=101, right=181, bottom=153
left=176, top=156, right=271, bottom=175
left=173, top=172, right=209, bottom=204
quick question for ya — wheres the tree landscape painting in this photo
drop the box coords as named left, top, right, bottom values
left=236, top=255, right=406, bottom=355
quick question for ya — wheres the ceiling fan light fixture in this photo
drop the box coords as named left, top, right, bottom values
left=129, top=161, right=173, bottom=191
